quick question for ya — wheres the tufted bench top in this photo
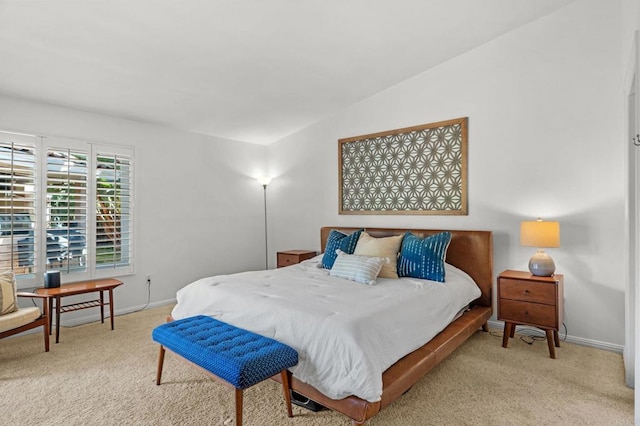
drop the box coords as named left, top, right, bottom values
left=152, top=315, right=298, bottom=389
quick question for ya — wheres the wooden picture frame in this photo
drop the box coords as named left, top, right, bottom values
left=338, top=117, right=468, bottom=215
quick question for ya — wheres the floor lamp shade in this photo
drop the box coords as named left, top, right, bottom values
left=257, top=176, right=272, bottom=187
left=520, top=220, right=560, bottom=277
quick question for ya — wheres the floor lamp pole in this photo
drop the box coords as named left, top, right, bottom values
left=262, top=184, right=268, bottom=270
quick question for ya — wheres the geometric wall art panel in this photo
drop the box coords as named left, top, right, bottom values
left=338, top=117, right=467, bottom=215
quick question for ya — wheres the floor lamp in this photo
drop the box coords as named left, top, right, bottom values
left=257, top=176, right=272, bottom=269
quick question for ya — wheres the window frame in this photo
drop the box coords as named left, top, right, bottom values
left=0, top=131, right=135, bottom=288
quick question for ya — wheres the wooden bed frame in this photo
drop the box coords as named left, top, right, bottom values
left=272, top=227, right=493, bottom=425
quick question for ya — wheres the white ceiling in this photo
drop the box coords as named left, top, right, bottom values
left=0, top=0, right=573, bottom=145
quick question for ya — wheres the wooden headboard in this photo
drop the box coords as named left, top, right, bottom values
left=320, top=227, right=493, bottom=307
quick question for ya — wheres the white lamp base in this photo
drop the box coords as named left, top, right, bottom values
left=528, top=249, right=556, bottom=277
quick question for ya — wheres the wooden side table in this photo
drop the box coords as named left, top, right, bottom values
left=497, top=270, right=564, bottom=358
left=276, top=250, right=316, bottom=268
left=35, top=278, right=123, bottom=343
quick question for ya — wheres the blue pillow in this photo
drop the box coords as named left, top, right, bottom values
left=321, top=229, right=363, bottom=269
left=397, top=231, right=452, bottom=282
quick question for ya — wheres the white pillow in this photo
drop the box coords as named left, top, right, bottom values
left=329, top=250, right=387, bottom=285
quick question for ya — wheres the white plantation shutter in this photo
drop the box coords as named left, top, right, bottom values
left=0, top=136, right=37, bottom=276
left=46, top=148, right=88, bottom=273
left=95, top=150, right=132, bottom=269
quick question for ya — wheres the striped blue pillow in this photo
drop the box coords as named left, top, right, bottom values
left=397, top=232, right=452, bottom=282
left=321, top=229, right=363, bottom=269
left=329, top=250, right=386, bottom=285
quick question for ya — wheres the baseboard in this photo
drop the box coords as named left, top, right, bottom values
left=6, top=298, right=177, bottom=339
left=60, top=298, right=177, bottom=327
left=487, top=320, right=623, bottom=354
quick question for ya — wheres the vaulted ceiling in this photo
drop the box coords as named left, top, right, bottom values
left=0, top=0, right=574, bottom=145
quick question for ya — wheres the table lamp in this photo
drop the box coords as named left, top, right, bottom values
left=520, top=218, right=560, bottom=276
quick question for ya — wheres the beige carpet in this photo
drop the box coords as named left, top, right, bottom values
left=1, top=305, right=633, bottom=426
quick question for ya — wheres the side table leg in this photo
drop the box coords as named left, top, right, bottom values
left=100, top=291, right=105, bottom=324
left=48, top=297, right=54, bottom=335
left=554, top=330, right=560, bottom=347
left=109, top=288, right=115, bottom=330
left=55, top=296, right=61, bottom=344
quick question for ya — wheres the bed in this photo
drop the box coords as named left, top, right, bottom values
left=171, top=227, right=493, bottom=425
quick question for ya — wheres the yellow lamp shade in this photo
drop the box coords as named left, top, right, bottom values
left=520, top=220, right=560, bottom=248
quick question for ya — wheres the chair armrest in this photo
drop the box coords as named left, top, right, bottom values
left=17, top=292, right=49, bottom=299
left=16, top=292, right=50, bottom=318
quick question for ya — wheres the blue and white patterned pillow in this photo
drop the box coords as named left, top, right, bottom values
left=321, top=229, right=363, bottom=269
left=397, top=231, right=452, bottom=282
left=329, top=250, right=387, bottom=285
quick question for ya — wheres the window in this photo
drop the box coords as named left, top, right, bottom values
left=46, top=147, right=88, bottom=273
left=0, top=141, right=37, bottom=275
left=0, top=131, right=134, bottom=284
left=96, top=151, right=132, bottom=269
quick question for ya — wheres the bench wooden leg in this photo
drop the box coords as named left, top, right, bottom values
left=281, top=370, right=294, bottom=418
left=235, top=388, right=243, bottom=426
left=156, top=346, right=165, bottom=385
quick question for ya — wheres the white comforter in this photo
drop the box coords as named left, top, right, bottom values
left=171, top=256, right=480, bottom=402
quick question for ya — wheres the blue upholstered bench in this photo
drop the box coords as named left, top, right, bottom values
left=152, top=315, right=298, bottom=426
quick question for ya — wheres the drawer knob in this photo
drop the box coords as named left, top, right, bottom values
left=524, top=290, right=530, bottom=294
left=524, top=311, right=529, bottom=315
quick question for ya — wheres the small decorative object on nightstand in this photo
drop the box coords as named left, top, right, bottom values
left=277, top=250, right=316, bottom=268
left=498, top=270, right=564, bottom=359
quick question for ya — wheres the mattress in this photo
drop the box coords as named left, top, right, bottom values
left=171, top=256, right=481, bottom=402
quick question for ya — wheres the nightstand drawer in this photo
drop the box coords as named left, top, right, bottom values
left=276, top=250, right=316, bottom=268
left=499, top=299, right=557, bottom=329
left=499, top=278, right=556, bottom=305
left=277, top=253, right=300, bottom=267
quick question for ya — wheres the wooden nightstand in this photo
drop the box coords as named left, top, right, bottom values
left=276, top=250, right=316, bottom=268
left=498, top=270, right=564, bottom=359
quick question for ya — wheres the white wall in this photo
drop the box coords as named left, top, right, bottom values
left=0, top=95, right=268, bottom=320
left=622, top=0, right=640, bottom=65
left=268, top=0, right=625, bottom=348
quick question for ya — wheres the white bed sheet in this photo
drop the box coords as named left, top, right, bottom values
left=171, top=256, right=481, bottom=402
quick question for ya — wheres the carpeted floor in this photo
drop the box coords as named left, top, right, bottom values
left=1, top=305, right=633, bottom=425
